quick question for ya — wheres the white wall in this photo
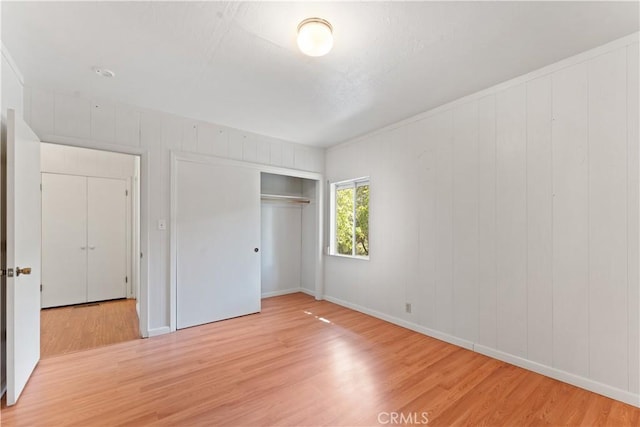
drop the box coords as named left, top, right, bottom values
left=24, top=87, right=325, bottom=336
left=261, top=204, right=302, bottom=297
left=1, top=56, right=23, bottom=120
left=1, top=46, right=25, bottom=396
left=261, top=173, right=304, bottom=196
left=41, top=143, right=136, bottom=179
left=324, top=34, right=639, bottom=405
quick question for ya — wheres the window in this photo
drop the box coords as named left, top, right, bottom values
left=330, top=177, right=369, bottom=258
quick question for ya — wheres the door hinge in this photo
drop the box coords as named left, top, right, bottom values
left=0, top=269, right=5, bottom=277
left=125, top=276, right=128, bottom=283
left=40, top=183, right=42, bottom=191
left=40, top=284, right=43, bottom=292
left=125, top=190, right=128, bottom=196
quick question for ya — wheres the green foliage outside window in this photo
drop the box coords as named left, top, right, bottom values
left=355, top=185, right=369, bottom=256
left=336, top=187, right=354, bottom=255
left=335, top=183, right=369, bottom=257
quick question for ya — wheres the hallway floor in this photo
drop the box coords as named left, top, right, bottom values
left=40, top=298, right=140, bottom=358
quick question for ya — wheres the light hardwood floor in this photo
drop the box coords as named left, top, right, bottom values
left=2, top=293, right=638, bottom=426
left=40, top=299, right=140, bottom=358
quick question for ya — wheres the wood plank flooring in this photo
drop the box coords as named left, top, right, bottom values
left=2, top=293, right=638, bottom=426
left=40, top=298, right=140, bottom=358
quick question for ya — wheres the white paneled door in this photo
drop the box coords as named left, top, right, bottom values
left=4, top=109, right=41, bottom=405
left=176, top=160, right=261, bottom=329
left=87, top=177, right=127, bottom=302
left=41, top=174, right=127, bottom=307
left=41, top=173, right=88, bottom=307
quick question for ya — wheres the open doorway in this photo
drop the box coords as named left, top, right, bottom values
left=39, top=143, right=141, bottom=357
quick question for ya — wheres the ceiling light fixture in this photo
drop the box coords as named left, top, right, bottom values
left=297, top=18, right=333, bottom=57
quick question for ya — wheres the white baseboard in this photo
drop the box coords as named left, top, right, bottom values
left=299, top=287, right=317, bottom=298
left=261, top=288, right=302, bottom=299
left=323, top=295, right=474, bottom=350
left=147, top=326, right=171, bottom=337
left=474, top=345, right=640, bottom=408
left=323, top=294, right=640, bottom=408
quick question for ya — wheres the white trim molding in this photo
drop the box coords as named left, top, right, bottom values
left=147, top=327, right=171, bottom=338
left=474, top=345, right=640, bottom=408
left=323, top=295, right=475, bottom=351
left=261, top=288, right=302, bottom=299
left=299, top=287, right=317, bottom=298
left=325, top=295, right=640, bottom=408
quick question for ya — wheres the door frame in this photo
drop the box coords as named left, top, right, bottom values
left=38, top=138, right=150, bottom=338
left=169, top=151, right=324, bottom=332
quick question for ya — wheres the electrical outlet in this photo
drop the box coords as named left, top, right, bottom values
left=405, top=303, right=412, bottom=314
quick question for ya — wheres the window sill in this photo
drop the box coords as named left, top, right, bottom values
left=327, top=253, right=370, bottom=261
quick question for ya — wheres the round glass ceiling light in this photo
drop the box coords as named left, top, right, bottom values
left=297, top=18, right=333, bottom=57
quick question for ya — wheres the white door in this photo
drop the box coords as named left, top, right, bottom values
left=41, top=173, right=88, bottom=308
left=3, top=109, right=41, bottom=405
left=87, top=177, right=127, bottom=302
left=176, top=160, right=261, bottom=329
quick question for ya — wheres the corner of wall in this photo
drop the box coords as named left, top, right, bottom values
left=1, top=44, right=25, bottom=118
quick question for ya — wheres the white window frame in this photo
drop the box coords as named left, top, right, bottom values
left=329, top=177, right=369, bottom=260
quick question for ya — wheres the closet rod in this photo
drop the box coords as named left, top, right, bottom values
left=260, top=193, right=311, bottom=204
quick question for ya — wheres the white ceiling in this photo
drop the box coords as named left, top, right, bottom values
left=2, top=2, right=638, bottom=147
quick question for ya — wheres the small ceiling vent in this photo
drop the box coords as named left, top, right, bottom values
left=93, top=67, right=115, bottom=78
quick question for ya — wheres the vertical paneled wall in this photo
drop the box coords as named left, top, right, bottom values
left=452, top=102, right=479, bottom=344
left=551, top=62, right=590, bottom=378
left=477, top=95, right=497, bottom=350
left=324, top=38, right=639, bottom=402
left=495, top=84, right=528, bottom=359
left=628, top=43, right=640, bottom=396
left=525, top=75, right=553, bottom=367
left=40, top=143, right=137, bottom=179
left=23, top=88, right=324, bottom=334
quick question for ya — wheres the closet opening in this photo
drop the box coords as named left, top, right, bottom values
left=39, top=143, right=141, bottom=357
left=260, top=172, right=318, bottom=299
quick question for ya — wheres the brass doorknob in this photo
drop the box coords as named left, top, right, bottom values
left=16, top=267, right=32, bottom=276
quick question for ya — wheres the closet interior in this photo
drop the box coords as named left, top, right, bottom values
left=260, top=172, right=317, bottom=298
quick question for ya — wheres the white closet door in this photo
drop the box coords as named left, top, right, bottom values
left=176, top=160, right=261, bottom=329
left=87, top=177, right=127, bottom=302
left=41, top=173, right=88, bottom=308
